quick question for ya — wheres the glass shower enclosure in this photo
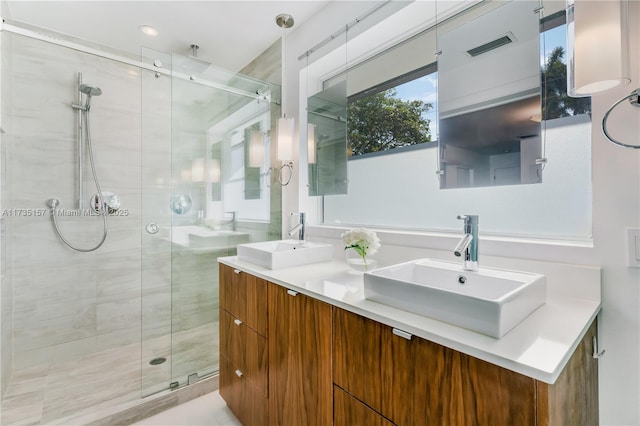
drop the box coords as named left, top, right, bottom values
left=0, top=23, right=280, bottom=424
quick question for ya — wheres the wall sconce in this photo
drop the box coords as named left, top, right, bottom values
left=249, top=131, right=265, bottom=167
left=567, top=0, right=630, bottom=96
left=567, top=0, right=639, bottom=149
left=276, top=116, right=294, bottom=161
left=307, top=124, right=317, bottom=164
left=209, top=159, right=221, bottom=183
left=191, top=158, right=205, bottom=183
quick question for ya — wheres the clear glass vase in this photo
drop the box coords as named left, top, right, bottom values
left=345, top=248, right=378, bottom=273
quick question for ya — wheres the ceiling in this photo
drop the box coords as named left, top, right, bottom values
left=3, top=1, right=329, bottom=73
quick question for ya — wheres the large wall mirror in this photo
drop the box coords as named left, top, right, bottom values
left=437, top=1, right=542, bottom=188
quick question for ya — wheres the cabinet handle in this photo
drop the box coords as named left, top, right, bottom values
left=234, top=319, right=242, bottom=326
left=592, top=336, right=606, bottom=359
left=392, top=328, right=413, bottom=340
left=287, top=289, right=299, bottom=297
left=235, top=369, right=243, bottom=378
left=233, top=269, right=241, bottom=275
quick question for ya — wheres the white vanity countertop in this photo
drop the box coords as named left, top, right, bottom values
left=218, top=256, right=601, bottom=384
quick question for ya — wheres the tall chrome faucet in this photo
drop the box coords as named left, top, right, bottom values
left=287, top=212, right=306, bottom=242
left=454, top=215, right=479, bottom=271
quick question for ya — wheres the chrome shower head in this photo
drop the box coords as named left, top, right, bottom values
left=79, top=84, right=102, bottom=97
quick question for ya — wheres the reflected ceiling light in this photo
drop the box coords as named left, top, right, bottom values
left=307, top=124, right=317, bottom=164
left=249, top=131, right=265, bottom=167
left=138, top=25, right=158, bottom=37
left=566, top=0, right=630, bottom=96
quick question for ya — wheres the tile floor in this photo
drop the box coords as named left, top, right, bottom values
left=132, top=391, right=240, bottom=426
left=0, top=323, right=219, bottom=425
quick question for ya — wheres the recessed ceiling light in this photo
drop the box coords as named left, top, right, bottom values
left=139, top=25, right=158, bottom=37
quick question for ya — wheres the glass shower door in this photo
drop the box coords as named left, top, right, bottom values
left=141, top=48, right=173, bottom=397
left=141, top=47, right=276, bottom=394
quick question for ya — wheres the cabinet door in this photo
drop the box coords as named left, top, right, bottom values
left=537, top=320, right=599, bottom=426
left=268, top=284, right=332, bottom=426
left=426, top=347, right=536, bottom=426
left=333, top=308, right=414, bottom=424
left=334, top=385, right=394, bottom=426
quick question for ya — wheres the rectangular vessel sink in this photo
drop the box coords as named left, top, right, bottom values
left=237, top=240, right=333, bottom=270
left=364, top=258, right=546, bottom=338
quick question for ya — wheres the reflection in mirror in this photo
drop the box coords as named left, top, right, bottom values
left=210, top=142, right=222, bottom=201
left=308, top=80, right=348, bottom=196
left=437, top=1, right=542, bottom=188
left=170, top=194, right=193, bottom=215
left=244, top=123, right=262, bottom=199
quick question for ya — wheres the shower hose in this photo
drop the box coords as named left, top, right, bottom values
left=49, top=108, right=108, bottom=252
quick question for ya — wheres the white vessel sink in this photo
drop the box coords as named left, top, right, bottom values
left=237, top=240, right=333, bottom=270
left=364, top=258, right=546, bottom=338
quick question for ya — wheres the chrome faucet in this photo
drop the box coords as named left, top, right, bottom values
left=224, top=211, right=236, bottom=231
left=454, top=215, right=479, bottom=271
left=287, top=212, right=305, bottom=242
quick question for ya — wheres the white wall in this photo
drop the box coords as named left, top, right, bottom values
left=285, top=1, right=640, bottom=424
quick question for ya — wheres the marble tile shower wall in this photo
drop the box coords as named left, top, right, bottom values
left=7, top=33, right=144, bottom=370
left=1, top=31, right=15, bottom=398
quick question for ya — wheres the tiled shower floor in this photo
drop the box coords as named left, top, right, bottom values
left=1, top=324, right=219, bottom=426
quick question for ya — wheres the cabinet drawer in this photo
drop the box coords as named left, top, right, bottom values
left=334, top=307, right=538, bottom=426
left=220, top=355, right=244, bottom=422
left=334, top=386, right=394, bottom=426
left=220, top=264, right=247, bottom=321
left=220, top=309, right=246, bottom=369
left=219, top=264, right=268, bottom=337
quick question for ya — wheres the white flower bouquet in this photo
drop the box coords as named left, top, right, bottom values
left=341, top=228, right=381, bottom=269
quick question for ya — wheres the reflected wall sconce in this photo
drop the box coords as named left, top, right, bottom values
left=307, top=123, right=317, bottom=164
left=567, top=0, right=640, bottom=149
left=273, top=116, right=295, bottom=185
left=191, top=158, right=205, bottom=183
left=249, top=131, right=265, bottom=167
left=567, top=0, right=630, bottom=96
left=209, top=159, right=221, bottom=183
left=276, top=116, right=294, bottom=161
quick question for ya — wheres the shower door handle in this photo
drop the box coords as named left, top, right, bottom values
left=145, top=223, right=159, bottom=234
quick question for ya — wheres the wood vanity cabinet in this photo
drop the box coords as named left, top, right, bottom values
left=219, top=265, right=598, bottom=426
left=219, top=264, right=268, bottom=426
left=333, top=307, right=599, bottom=426
left=268, top=283, right=333, bottom=426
